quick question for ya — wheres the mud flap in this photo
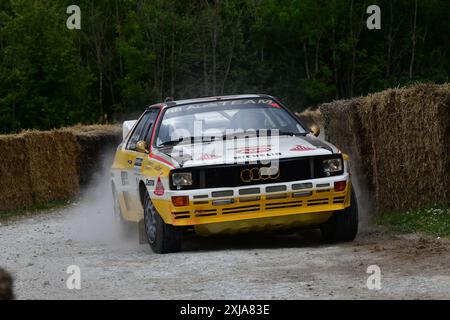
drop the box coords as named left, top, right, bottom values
left=138, top=219, right=148, bottom=245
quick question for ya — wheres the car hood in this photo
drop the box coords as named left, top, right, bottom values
left=154, top=134, right=339, bottom=168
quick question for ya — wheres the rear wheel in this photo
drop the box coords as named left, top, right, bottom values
left=321, top=189, right=358, bottom=243
left=143, top=192, right=182, bottom=253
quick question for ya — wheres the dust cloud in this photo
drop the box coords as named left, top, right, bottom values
left=352, top=168, right=375, bottom=229
left=63, top=150, right=136, bottom=248
left=320, top=124, right=375, bottom=228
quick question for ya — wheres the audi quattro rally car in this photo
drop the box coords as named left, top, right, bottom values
left=111, top=95, right=358, bottom=253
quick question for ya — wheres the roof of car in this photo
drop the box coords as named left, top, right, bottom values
left=149, top=94, right=275, bottom=109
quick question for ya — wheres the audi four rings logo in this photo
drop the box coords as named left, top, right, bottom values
left=240, top=167, right=280, bottom=183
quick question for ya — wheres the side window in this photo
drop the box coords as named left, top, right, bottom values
left=141, top=110, right=159, bottom=144
left=126, top=110, right=159, bottom=150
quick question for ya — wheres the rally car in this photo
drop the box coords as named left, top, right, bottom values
left=111, top=95, right=358, bottom=253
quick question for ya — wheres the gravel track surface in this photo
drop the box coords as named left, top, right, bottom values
left=1, top=204, right=449, bottom=300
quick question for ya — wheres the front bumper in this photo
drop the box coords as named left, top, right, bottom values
left=152, top=174, right=352, bottom=227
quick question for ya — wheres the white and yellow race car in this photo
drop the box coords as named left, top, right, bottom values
left=111, top=95, right=358, bottom=253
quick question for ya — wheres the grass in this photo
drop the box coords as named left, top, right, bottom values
left=376, top=205, right=450, bottom=238
left=0, top=199, right=71, bottom=221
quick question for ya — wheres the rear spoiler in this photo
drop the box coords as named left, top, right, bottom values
left=122, top=120, right=137, bottom=140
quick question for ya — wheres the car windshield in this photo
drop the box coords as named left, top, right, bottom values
left=156, top=98, right=307, bottom=147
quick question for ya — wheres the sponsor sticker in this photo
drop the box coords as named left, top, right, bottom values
left=121, top=171, right=128, bottom=186
left=154, top=176, right=165, bottom=196
left=197, top=153, right=221, bottom=161
left=134, top=157, right=143, bottom=174
left=165, top=99, right=275, bottom=114
left=269, top=102, right=281, bottom=108
left=290, top=145, right=316, bottom=152
left=233, top=152, right=282, bottom=161
left=236, top=146, right=272, bottom=154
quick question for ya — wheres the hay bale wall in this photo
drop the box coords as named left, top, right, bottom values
left=295, top=108, right=324, bottom=129
left=361, top=85, right=450, bottom=212
left=24, top=130, right=80, bottom=204
left=70, top=126, right=122, bottom=186
left=0, top=135, right=33, bottom=211
left=444, top=97, right=450, bottom=201
left=0, top=125, right=121, bottom=212
left=314, top=83, right=450, bottom=213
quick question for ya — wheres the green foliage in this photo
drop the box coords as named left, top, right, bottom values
left=377, top=205, right=450, bottom=238
left=0, top=199, right=71, bottom=219
left=0, top=0, right=94, bottom=132
left=0, top=0, right=449, bottom=132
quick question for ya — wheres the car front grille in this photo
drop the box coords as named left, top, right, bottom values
left=170, top=155, right=343, bottom=190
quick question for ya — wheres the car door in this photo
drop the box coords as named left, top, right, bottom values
left=118, top=109, right=160, bottom=221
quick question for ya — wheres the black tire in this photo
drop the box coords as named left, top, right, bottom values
left=143, top=192, right=182, bottom=254
left=112, top=184, right=135, bottom=239
left=321, top=189, right=359, bottom=243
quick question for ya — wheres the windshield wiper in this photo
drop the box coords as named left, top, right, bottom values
left=277, top=131, right=296, bottom=136
left=157, top=136, right=210, bottom=147
left=157, top=138, right=185, bottom=148
left=218, top=130, right=308, bottom=140
left=277, top=131, right=308, bottom=136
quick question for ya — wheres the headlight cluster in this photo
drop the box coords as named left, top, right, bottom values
left=172, top=172, right=193, bottom=186
left=323, top=158, right=343, bottom=175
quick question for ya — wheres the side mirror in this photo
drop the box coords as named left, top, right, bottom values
left=310, top=124, right=320, bottom=137
left=135, top=140, right=149, bottom=154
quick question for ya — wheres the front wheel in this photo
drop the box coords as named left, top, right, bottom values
left=143, top=192, right=182, bottom=254
left=321, top=189, right=359, bottom=243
